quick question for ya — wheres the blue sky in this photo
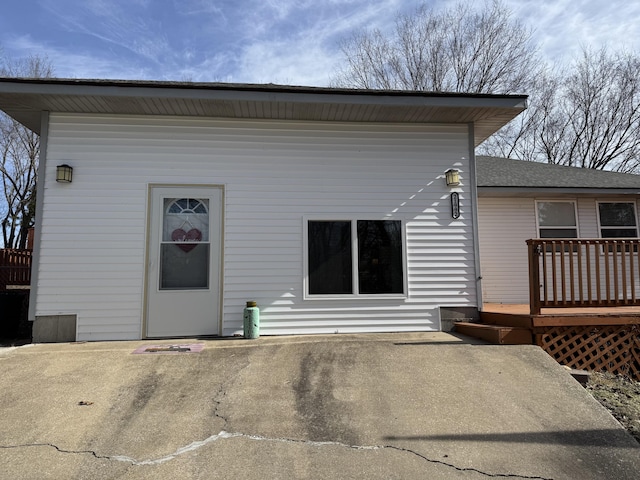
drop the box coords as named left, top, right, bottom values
left=1, top=0, right=639, bottom=86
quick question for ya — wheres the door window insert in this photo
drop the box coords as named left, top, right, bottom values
left=160, top=198, right=210, bottom=290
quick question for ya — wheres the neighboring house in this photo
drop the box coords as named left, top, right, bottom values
left=0, top=78, right=526, bottom=342
left=477, top=156, right=640, bottom=305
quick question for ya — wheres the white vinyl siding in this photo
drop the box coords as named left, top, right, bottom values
left=477, top=197, right=536, bottom=304
left=478, top=196, right=640, bottom=305
left=38, top=113, right=475, bottom=340
left=576, top=198, right=599, bottom=238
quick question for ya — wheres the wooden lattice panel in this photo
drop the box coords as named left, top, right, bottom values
left=537, top=325, right=640, bottom=380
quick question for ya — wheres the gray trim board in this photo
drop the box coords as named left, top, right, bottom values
left=28, top=111, right=48, bottom=322
left=468, top=123, right=483, bottom=309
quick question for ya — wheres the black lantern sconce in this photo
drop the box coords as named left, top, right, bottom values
left=56, top=164, right=73, bottom=183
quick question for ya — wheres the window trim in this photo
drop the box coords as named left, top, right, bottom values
left=596, top=201, right=639, bottom=238
left=534, top=200, right=579, bottom=239
left=303, top=216, right=408, bottom=300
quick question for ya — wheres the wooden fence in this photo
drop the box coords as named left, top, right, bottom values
left=527, top=239, right=640, bottom=314
left=0, top=249, right=32, bottom=291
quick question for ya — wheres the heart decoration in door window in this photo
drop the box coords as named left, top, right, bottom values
left=171, top=228, right=202, bottom=252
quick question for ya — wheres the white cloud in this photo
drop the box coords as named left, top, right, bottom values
left=164, top=52, right=239, bottom=82
left=6, top=0, right=638, bottom=87
left=234, top=40, right=339, bottom=86
left=22, top=0, right=408, bottom=85
left=260, top=0, right=315, bottom=21
left=39, top=0, right=172, bottom=65
left=229, top=0, right=406, bottom=85
left=6, top=35, right=151, bottom=79
left=505, top=0, right=640, bottom=61
left=175, top=0, right=225, bottom=18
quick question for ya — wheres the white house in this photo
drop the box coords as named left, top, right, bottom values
left=477, top=156, right=640, bottom=305
left=0, top=79, right=526, bottom=342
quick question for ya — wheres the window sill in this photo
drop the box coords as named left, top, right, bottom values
left=304, top=293, right=408, bottom=301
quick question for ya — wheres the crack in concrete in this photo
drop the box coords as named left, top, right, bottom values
left=211, top=359, right=251, bottom=428
left=0, top=432, right=240, bottom=466
left=0, top=432, right=553, bottom=479
left=382, top=445, right=553, bottom=479
left=231, top=433, right=554, bottom=479
left=211, top=381, right=230, bottom=426
left=0, top=442, right=115, bottom=461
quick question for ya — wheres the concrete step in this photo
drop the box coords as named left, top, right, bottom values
left=454, top=322, right=533, bottom=345
left=480, top=311, right=532, bottom=329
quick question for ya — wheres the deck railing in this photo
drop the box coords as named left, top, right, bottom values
left=527, top=239, right=640, bottom=314
left=0, top=249, right=32, bottom=291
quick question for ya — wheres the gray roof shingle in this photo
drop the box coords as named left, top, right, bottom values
left=476, top=156, right=640, bottom=190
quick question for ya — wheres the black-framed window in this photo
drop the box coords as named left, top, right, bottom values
left=598, top=202, right=638, bottom=238
left=308, top=221, right=353, bottom=295
left=307, top=220, right=404, bottom=295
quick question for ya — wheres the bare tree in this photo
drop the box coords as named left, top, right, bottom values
left=334, top=1, right=640, bottom=173
left=480, top=69, right=561, bottom=161
left=481, top=47, right=640, bottom=172
left=331, top=0, right=540, bottom=94
left=0, top=54, right=54, bottom=248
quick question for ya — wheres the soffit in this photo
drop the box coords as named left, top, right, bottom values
left=0, top=78, right=527, bottom=146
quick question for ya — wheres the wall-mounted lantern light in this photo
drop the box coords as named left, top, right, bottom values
left=56, top=164, right=73, bottom=183
left=445, top=168, right=460, bottom=187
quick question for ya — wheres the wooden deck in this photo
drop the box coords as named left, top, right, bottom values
left=466, top=303, right=640, bottom=380
left=483, top=303, right=640, bottom=327
left=460, top=238, right=640, bottom=379
left=483, top=302, right=640, bottom=316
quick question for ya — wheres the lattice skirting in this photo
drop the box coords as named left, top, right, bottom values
left=536, top=325, right=640, bottom=381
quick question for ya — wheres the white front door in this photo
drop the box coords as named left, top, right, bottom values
left=146, top=186, right=222, bottom=337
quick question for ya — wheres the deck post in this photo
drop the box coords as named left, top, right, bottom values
left=527, top=240, right=542, bottom=315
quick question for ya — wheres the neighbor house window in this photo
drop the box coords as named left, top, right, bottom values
left=598, top=202, right=638, bottom=238
left=536, top=201, right=578, bottom=238
left=307, top=220, right=404, bottom=296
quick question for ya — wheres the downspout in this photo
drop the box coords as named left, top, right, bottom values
left=28, top=111, right=49, bottom=321
left=467, top=122, right=483, bottom=311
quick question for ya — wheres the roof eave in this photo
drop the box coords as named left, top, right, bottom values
left=0, top=78, right=527, bottom=144
left=478, top=186, right=640, bottom=196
